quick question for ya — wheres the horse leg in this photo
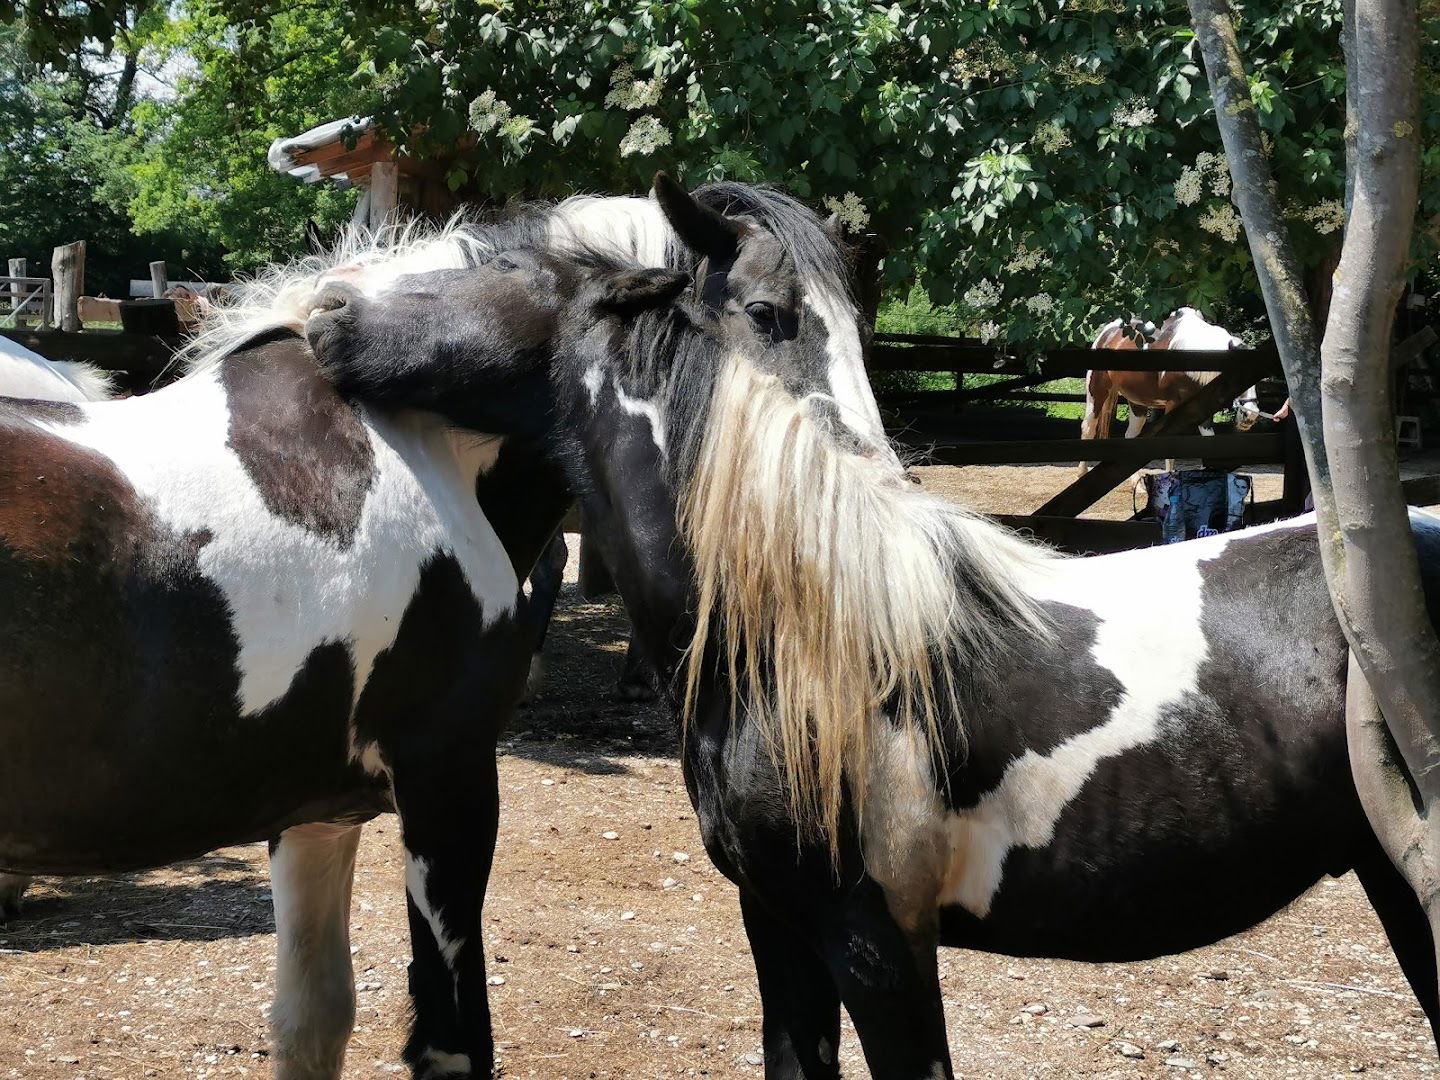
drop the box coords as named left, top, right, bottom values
left=392, top=746, right=500, bottom=1078
left=616, top=632, right=660, bottom=702
left=269, top=822, right=362, bottom=1080
left=816, top=882, right=953, bottom=1080
left=1354, top=850, right=1440, bottom=1045
left=520, top=532, right=568, bottom=704
left=740, top=893, right=842, bottom=1079
left=0, top=873, right=32, bottom=920
left=1078, top=372, right=1114, bottom=475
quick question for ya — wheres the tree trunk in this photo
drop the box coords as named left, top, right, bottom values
left=1189, top=0, right=1440, bottom=947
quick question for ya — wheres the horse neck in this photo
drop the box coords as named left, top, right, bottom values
left=475, top=437, right=573, bottom=579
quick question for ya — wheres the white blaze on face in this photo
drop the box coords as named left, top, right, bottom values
left=803, top=282, right=902, bottom=471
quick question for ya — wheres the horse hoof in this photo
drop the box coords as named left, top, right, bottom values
left=519, top=654, right=545, bottom=707
left=615, top=678, right=658, bottom=703
left=0, top=874, right=32, bottom=921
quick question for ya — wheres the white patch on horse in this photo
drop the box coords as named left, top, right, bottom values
left=420, top=1048, right=472, bottom=1078
left=38, top=373, right=519, bottom=720
left=802, top=281, right=899, bottom=469
left=582, top=361, right=604, bottom=404
left=405, top=852, right=465, bottom=968
left=612, top=377, right=667, bottom=456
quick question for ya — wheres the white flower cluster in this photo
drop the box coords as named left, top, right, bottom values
left=1113, top=97, right=1157, bottom=128
left=1199, top=204, right=1243, bottom=243
left=605, top=63, right=662, bottom=111
left=1175, top=151, right=1231, bottom=206
left=1303, top=199, right=1346, bottom=235
left=468, top=90, right=512, bottom=134
left=963, top=278, right=1002, bottom=309
left=978, top=320, right=1003, bottom=344
left=1025, top=292, right=1056, bottom=316
left=1005, top=243, right=1050, bottom=273
left=822, top=192, right=871, bottom=232
left=1174, top=165, right=1203, bottom=206
left=1032, top=119, right=1072, bottom=153
left=500, top=116, right=535, bottom=140
left=619, top=115, right=672, bottom=157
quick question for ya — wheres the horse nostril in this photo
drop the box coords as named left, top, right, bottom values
left=310, top=286, right=354, bottom=318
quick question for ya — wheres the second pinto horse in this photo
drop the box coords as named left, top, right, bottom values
left=1079, top=307, right=1261, bottom=473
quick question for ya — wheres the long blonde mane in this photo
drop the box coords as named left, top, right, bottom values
left=679, top=354, right=1056, bottom=851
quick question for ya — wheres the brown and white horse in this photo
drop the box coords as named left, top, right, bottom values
left=1079, top=307, right=1261, bottom=473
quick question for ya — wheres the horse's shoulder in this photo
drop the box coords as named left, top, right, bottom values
left=215, top=331, right=377, bottom=545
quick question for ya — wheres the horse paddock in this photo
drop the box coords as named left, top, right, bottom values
left=0, top=464, right=1432, bottom=1079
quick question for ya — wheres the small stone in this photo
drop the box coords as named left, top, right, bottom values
left=486, top=975, right=505, bottom=986
left=673, top=851, right=691, bottom=864
left=602, top=831, right=619, bottom=840
left=1022, top=1003, right=1048, bottom=1016
left=1157, top=1039, right=1179, bottom=1051
left=1114, top=1042, right=1145, bottom=1059
left=621, top=911, right=636, bottom=921
left=1068, top=1013, right=1105, bottom=1029
left=355, top=981, right=382, bottom=993
left=1205, top=969, right=1229, bottom=981
left=1164, top=1057, right=1200, bottom=1069
left=742, top=1052, right=763, bottom=1066
left=662, top=878, right=680, bottom=889
left=540, top=779, right=555, bottom=786
left=567, top=1029, right=585, bottom=1038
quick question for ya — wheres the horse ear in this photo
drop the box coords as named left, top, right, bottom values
left=597, top=268, right=691, bottom=317
left=652, top=172, right=740, bottom=259
left=823, top=211, right=843, bottom=240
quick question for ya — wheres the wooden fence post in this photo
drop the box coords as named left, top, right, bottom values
left=369, top=160, right=399, bottom=231
left=52, top=241, right=85, bottom=332
left=7, top=259, right=25, bottom=326
left=149, top=260, right=169, bottom=299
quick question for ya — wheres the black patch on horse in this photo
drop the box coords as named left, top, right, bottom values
left=221, top=329, right=375, bottom=545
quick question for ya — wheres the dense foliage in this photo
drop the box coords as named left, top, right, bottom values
left=330, top=0, right=1437, bottom=343
left=5, top=0, right=1437, bottom=340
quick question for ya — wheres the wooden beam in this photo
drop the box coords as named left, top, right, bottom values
left=992, top=514, right=1162, bottom=555
left=870, top=342, right=1026, bottom=374
left=287, top=128, right=384, bottom=169
left=51, top=241, right=84, bottom=333
left=1041, top=346, right=1282, bottom=378
left=1033, top=369, right=1261, bottom=516
left=149, top=260, right=169, bottom=299
left=903, top=432, right=1282, bottom=467
left=1, top=328, right=181, bottom=390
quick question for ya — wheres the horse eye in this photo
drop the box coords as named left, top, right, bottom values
left=494, top=255, right=519, bottom=272
left=746, top=301, right=777, bottom=322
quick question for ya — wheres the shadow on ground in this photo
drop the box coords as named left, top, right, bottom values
left=1, top=852, right=273, bottom=951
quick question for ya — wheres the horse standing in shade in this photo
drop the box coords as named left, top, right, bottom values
left=315, top=240, right=1440, bottom=1078
left=0, top=176, right=880, bottom=1079
left=1079, top=307, right=1262, bottom=473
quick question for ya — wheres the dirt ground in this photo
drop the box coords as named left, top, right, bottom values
left=2, top=466, right=1436, bottom=1079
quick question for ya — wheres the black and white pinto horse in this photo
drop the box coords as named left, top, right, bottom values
left=0, top=179, right=881, bottom=1079
left=0, top=337, right=115, bottom=917
left=314, top=240, right=1440, bottom=1078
